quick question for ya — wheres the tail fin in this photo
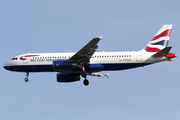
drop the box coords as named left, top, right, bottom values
left=144, top=25, right=172, bottom=52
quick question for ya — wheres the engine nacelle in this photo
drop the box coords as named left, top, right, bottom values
left=53, top=60, right=77, bottom=70
left=57, top=73, right=80, bottom=82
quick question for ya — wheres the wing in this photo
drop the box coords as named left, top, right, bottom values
left=69, top=35, right=103, bottom=66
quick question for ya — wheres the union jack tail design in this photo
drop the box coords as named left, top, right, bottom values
left=144, top=25, right=172, bottom=52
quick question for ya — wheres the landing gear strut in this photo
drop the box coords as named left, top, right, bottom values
left=81, top=71, right=87, bottom=78
left=81, top=68, right=89, bottom=86
left=24, top=72, right=29, bottom=82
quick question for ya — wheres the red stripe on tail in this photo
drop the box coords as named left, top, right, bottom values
left=145, top=46, right=161, bottom=52
left=151, top=29, right=171, bottom=41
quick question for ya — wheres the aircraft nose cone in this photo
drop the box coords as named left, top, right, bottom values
left=3, top=62, right=10, bottom=70
left=4, top=63, right=8, bottom=70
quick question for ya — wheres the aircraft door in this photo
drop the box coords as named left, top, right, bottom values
left=136, top=52, right=142, bottom=62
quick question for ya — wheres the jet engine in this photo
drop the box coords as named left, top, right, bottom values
left=53, top=60, right=78, bottom=70
left=57, top=73, right=80, bottom=82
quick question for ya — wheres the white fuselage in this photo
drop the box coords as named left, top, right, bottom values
left=4, top=50, right=168, bottom=73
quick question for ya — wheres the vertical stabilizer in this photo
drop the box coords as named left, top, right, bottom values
left=144, top=25, right=172, bottom=52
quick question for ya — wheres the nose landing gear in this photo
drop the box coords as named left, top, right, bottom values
left=24, top=72, right=29, bottom=82
left=24, top=78, right=28, bottom=82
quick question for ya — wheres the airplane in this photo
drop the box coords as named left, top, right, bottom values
left=4, top=25, right=176, bottom=86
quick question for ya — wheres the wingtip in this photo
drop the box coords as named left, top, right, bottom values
left=99, top=35, right=103, bottom=40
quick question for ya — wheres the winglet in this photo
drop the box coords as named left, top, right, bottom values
left=99, top=35, right=103, bottom=40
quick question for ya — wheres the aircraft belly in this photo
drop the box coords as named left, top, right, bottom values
left=101, top=63, right=150, bottom=70
left=5, top=64, right=54, bottom=72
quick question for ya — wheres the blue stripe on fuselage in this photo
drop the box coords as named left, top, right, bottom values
left=4, top=65, right=53, bottom=72
left=101, top=63, right=150, bottom=70
left=4, top=63, right=151, bottom=72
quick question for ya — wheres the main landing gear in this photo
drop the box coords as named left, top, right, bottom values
left=81, top=71, right=89, bottom=86
left=24, top=72, right=29, bottom=82
left=83, top=79, right=89, bottom=86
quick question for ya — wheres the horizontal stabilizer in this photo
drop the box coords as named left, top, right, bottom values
left=152, top=47, right=172, bottom=57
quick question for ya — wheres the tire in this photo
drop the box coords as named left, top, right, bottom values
left=83, top=79, right=89, bottom=86
left=24, top=78, right=28, bottom=82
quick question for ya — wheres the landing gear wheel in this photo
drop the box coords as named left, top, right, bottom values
left=83, top=79, right=89, bottom=86
left=24, top=78, right=28, bottom=82
left=24, top=72, right=29, bottom=82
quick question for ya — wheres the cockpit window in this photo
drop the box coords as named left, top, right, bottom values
left=12, top=57, right=18, bottom=60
